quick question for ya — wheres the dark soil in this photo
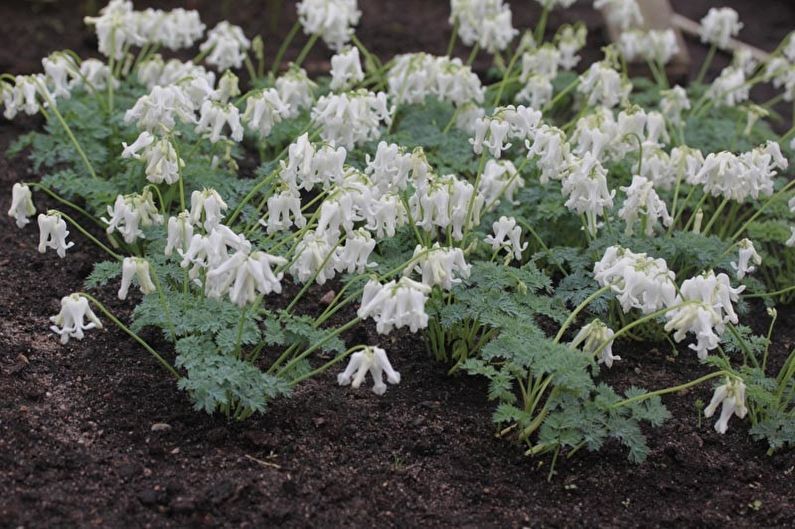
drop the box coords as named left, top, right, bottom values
left=1, top=1, right=794, bottom=528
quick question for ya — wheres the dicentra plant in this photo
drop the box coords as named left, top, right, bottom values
left=4, top=0, right=794, bottom=466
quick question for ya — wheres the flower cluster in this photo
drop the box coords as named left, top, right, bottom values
left=449, top=0, right=518, bottom=53
left=297, top=0, right=361, bottom=51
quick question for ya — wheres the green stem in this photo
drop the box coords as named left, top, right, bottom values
left=33, top=80, right=98, bottom=180
left=553, top=285, right=612, bottom=343
left=729, top=179, right=795, bottom=242
left=56, top=211, right=123, bottom=260
left=276, top=317, right=361, bottom=377
left=78, top=292, right=180, bottom=379
left=290, top=344, right=368, bottom=385
left=294, top=33, right=319, bottom=69
left=695, top=44, right=716, bottom=86
left=613, top=371, right=728, bottom=409
left=271, top=21, right=301, bottom=77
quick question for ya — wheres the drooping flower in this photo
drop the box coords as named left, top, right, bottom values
left=594, top=245, right=677, bottom=315
left=357, top=277, right=431, bottom=334
left=297, top=0, right=361, bottom=50
left=699, top=7, right=742, bottom=50
left=664, top=271, right=745, bottom=359
left=196, top=100, right=244, bottom=143
left=704, top=377, right=748, bottom=434
left=199, top=21, right=251, bottom=71
left=730, top=238, right=762, bottom=280
left=118, top=257, right=157, bottom=300
left=103, top=190, right=163, bottom=244
left=37, top=212, right=74, bottom=258
left=484, top=216, right=527, bottom=261
left=165, top=211, right=194, bottom=257
left=405, top=243, right=470, bottom=290
left=450, top=0, right=518, bottom=53
left=311, top=89, right=392, bottom=149
left=8, top=183, right=36, bottom=228
left=243, top=88, right=291, bottom=138
left=561, top=153, right=615, bottom=236
left=190, top=188, right=228, bottom=231
left=50, top=294, right=103, bottom=344
left=618, top=175, right=673, bottom=236
left=570, top=319, right=620, bottom=367
left=330, top=46, right=365, bottom=91
left=337, top=346, right=400, bottom=395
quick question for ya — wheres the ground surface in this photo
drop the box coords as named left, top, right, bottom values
left=1, top=1, right=794, bottom=528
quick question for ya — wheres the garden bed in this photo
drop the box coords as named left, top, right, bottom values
left=1, top=1, right=794, bottom=528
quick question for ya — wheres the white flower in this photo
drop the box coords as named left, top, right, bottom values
left=337, top=346, right=400, bottom=395
left=561, top=153, right=615, bottom=236
left=334, top=228, right=377, bottom=274
left=708, top=66, right=749, bottom=107
left=698, top=142, right=786, bottom=203
left=670, top=146, right=704, bottom=186
left=211, top=71, right=240, bottom=103
left=618, top=175, right=673, bottom=236
left=594, top=0, right=643, bottom=31
left=297, top=0, right=361, bottom=50
left=594, top=245, right=677, bottom=315
left=200, top=21, right=251, bottom=71
left=450, top=0, right=518, bottom=53
left=179, top=225, right=250, bottom=282
left=330, top=46, right=364, bottom=91
left=704, top=378, right=748, bottom=434
left=190, top=188, right=228, bottom=231
left=42, top=53, right=79, bottom=99
left=243, top=88, right=291, bottom=138
left=121, top=131, right=155, bottom=159
left=526, top=125, right=572, bottom=183
left=478, top=159, right=524, bottom=208
left=387, top=53, right=484, bottom=107
left=118, top=257, right=157, bottom=300
left=311, top=89, right=392, bottom=149
left=50, top=294, right=102, bottom=344
left=619, top=29, right=679, bottom=65
left=731, top=239, right=762, bottom=280
left=196, top=100, right=244, bottom=143
left=123, top=133, right=184, bottom=185
left=38, top=212, right=74, bottom=258
left=365, top=141, right=413, bottom=195
left=8, top=183, right=36, bottom=228
left=409, top=174, right=483, bottom=241
left=103, top=190, right=163, bottom=244
left=262, top=189, right=306, bottom=234
left=135, top=7, right=205, bottom=50
left=366, top=192, right=407, bottom=238
left=290, top=230, right=339, bottom=285
left=206, top=249, right=287, bottom=306
left=125, top=85, right=195, bottom=132
left=276, top=66, right=317, bottom=116
left=660, top=86, right=691, bottom=126
left=278, top=134, right=347, bottom=191
left=699, top=7, right=742, bottom=50
left=484, top=216, right=527, bottom=261
left=165, top=211, right=193, bottom=257
left=84, top=0, right=142, bottom=60
left=555, top=23, right=587, bottom=70
left=570, top=319, right=620, bottom=367
left=516, top=74, right=553, bottom=109
left=75, top=59, right=117, bottom=91
left=578, top=61, right=631, bottom=108
left=406, top=243, right=470, bottom=290
left=470, top=105, right=541, bottom=158
left=664, top=271, right=745, bottom=359
left=455, top=102, right=485, bottom=134
left=357, top=277, right=431, bottom=334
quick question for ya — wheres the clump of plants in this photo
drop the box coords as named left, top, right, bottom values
left=5, top=0, right=795, bottom=467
